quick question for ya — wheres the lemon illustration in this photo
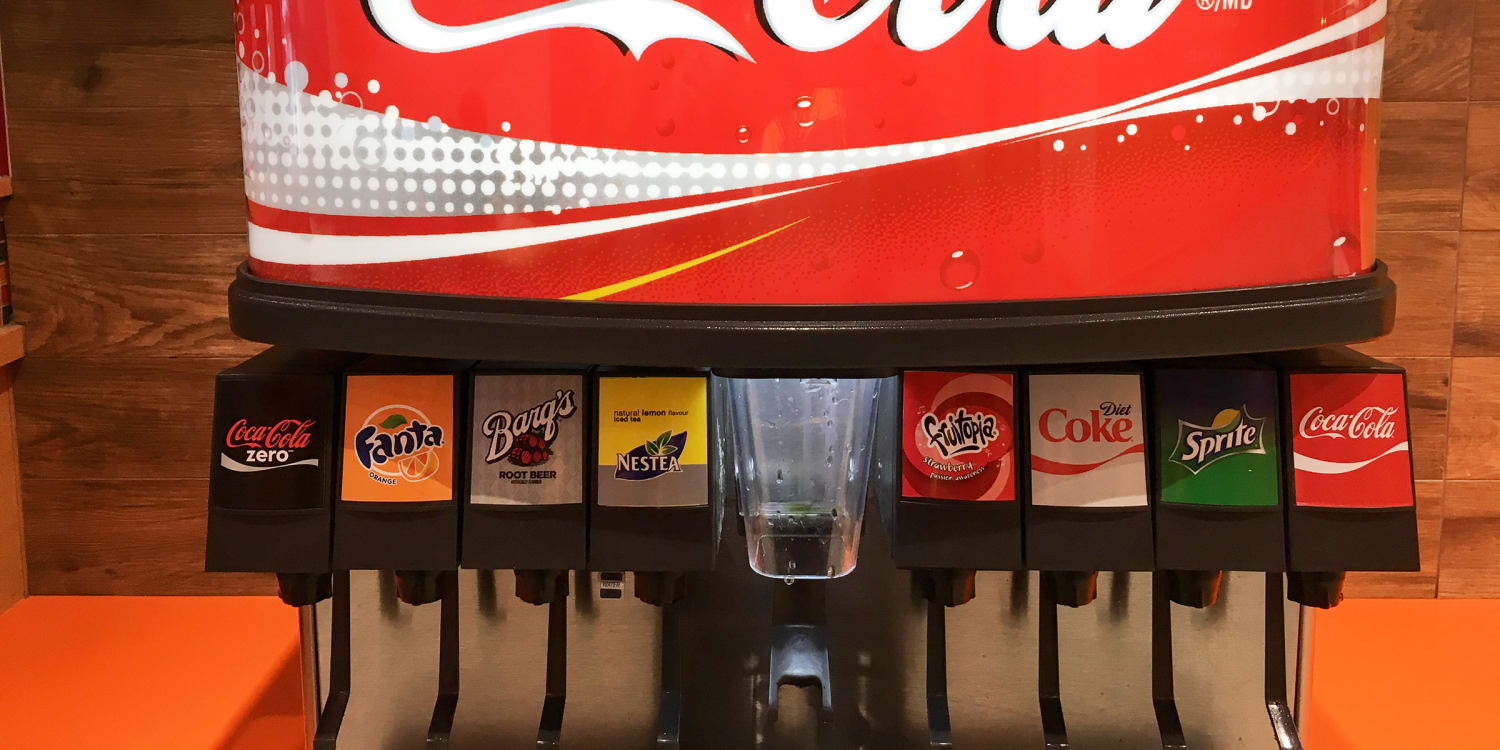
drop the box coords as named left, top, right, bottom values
left=1210, top=409, right=1241, bottom=429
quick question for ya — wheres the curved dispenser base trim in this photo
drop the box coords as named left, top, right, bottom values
left=229, top=262, right=1395, bottom=369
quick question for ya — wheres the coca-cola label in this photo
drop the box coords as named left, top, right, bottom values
left=235, top=0, right=1386, bottom=305
left=1027, top=373, right=1147, bottom=509
left=1288, top=371, right=1413, bottom=509
left=222, top=418, right=319, bottom=472
left=901, top=371, right=1015, bottom=501
left=470, top=374, right=585, bottom=506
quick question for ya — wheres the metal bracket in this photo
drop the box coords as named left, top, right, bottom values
left=313, top=571, right=351, bottom=750
left=537, top=572, right=569, bottom=749
left=1265, top=573, right=1305, bottom=750
left=1038, top=573, right=1069, bottom=749
left=1151, top=573, right=1188, bottom=750
left=427, top=571, right=460, bottom=748
left=768, top=581, right=833, bottom=722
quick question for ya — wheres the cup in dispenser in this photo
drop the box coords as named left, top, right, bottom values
left=726, top=377, right=883, bottom=580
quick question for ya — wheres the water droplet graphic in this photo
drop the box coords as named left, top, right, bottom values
left=284, top=61, right=309, bottom=93
left=795, top=96, right=815, bottom=128
left=1331, top=235, right=1362, bottom=277
left=873, top=115, right=885, bottom=129
left=900, top=69, right=918, bottom=86
left=1285, top=121, right=1297, bottom=135
left=737, top=125, right=750, bottom=144
left=1171, top=124, right=1186, bottom=141
left=1052, top=139, right=1065, bottom=152
left=1022, top=243, right=1046, bottom=264
left=1126, top=123, right=1139, bottom=135
left=648, top=79, right=660, bottom=90
left=940, top=250, right=980, bottom=291
left=661, top=54, right=676, bottom=69
left=656, top=118, right=676, bottom=137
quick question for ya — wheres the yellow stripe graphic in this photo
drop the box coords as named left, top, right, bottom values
left=562, top=218, right=807, bottom=301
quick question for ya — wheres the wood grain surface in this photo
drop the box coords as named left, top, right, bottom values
left=0, top=1, right=1494, bottom=598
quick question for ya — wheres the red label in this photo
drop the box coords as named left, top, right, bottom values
left=236, top=1, right=1384, bottom=304
left=901, top=371, right=1015, bottom=501
left=1288, top=372, right=1413, bottom=509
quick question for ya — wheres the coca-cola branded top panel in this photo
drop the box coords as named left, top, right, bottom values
left=1027, top=373, right=1147, bottom=509
left=212, top=375, right=335, bottom=512
left=470, top=373, right=585, bottom=506
left=1289, top=371, right=1413, bottom=510
left=901, top=371, right=1015, bottom=502
left=236, top=0, right=1385, bottom=305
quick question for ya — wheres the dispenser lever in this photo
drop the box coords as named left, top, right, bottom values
left=926, top=597, right=955, bottom=749
left=1151, top=573, right=1188, bottom=750
left=1264, top=573, right=1305, bottom=750
left=537, top=572, right=568, bottom=749
left=768, top=580, right=833, bottom=721
left=427, top=571, right=460, bottom=748
left=313, top=571, right=352, bottom=750
left=1037, top=575, right=1069, bottom=750
left=656, top=599, right=683, bottom=748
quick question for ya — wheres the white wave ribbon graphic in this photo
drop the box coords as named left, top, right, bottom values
left=220, top=454, right=320, bottom=473
left=1293, top=442, right=1408, bottom=475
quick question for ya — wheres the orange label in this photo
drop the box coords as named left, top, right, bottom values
left=341, top=375, right=454, bottom=503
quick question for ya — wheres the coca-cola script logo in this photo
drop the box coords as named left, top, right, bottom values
left=362, top=0, right=1183, bottom=59
left=921, top=407, right=999, bottom=459
left=221, top=418, right=318, bottom=473
left=1297, top=405, right=1398, bottom=441
left=482, top=389, right=578, bottom=468
left=1039, top=401, right=1135, bottom=443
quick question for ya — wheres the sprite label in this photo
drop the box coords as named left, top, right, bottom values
left=1153, top=368, right=1280, bottom=508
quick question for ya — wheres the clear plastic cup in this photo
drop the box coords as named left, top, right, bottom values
left=724, top=377, right=883, bottom=580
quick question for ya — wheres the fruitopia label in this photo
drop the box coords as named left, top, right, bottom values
left=235, top=0, right=1386, bottom=305
left=471, top=374, right=584, bottom=506
left=597, top=376, right=708, bottom=507
left=1153, top=368, right=1280, bottom=507
left=1288, top=372, right=1412, bottom=509
left=1027, top=373, right=1147, bottom=509
left=341, top=375, right=455, bottom=503
left=901, top=371, right=1015, bottom=501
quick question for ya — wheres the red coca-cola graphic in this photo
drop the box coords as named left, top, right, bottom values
left=226, top=418, right=316, bottom=450
left=234, top=0, right=1385, bottom=305
left=1288, top=372, right=1413, bottom=509
left=1027, top=373, right=1148, bottom=508
left=901, top=371, right=1015, bottom=501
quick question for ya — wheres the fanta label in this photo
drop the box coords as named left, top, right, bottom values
left=596, top=376, right=708, bottom=508
left=341, top=375, right=455, bottom=503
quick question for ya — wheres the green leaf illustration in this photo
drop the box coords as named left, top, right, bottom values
left=378, top=414, right=408, bottom=429
left=659, top=444, right=678, bottom=455
left=655, top=430, right=672, bottom=448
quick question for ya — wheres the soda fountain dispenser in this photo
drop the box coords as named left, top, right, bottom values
left=463, top=365, right=589, bottom=746
left=216, top=0, right=1414, bottom=745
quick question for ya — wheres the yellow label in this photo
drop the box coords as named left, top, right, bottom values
left=341, top=375, right=455, bottom=503
left=597, top=377, right=708, bottom=467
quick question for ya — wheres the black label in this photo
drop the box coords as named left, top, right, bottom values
left=210, top=374, right=337, bottom=511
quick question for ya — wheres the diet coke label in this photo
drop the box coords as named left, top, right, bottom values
left=1288, top=372, right=1413, bottom=509
left=235, top=0, right=1386, bottom=305
left=1027, top=373, right=1148, bottom=509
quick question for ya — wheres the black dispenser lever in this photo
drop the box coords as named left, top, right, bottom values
left=426, top=571, right=460, bottom=748
left=635, top=572, right=687, bottom=748
left=1037, top=573, right=1073, bottom=750
left=1264, top=573, right=1304, bottom=750
left=313, top=571, right=352, bottom=750
left=517, top=570, right=569, bottom=749
left=1151, top=573, right=1188, bottom=750
left=768, top=580, right=833, bottom=722
left=916, top=569, right=973, bottom=749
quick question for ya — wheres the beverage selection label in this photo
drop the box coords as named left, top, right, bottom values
left=1289, top=372, right=1413, bottom=509
left=901, top=371, right=1015, bottom=501
left=212, top=376, right=330, bottom=511
left=470, top=374, right=584, bottom=506
left=597, top=376, right=708, bottom=508
left=341, top=374, right=455, bottom=504
left=1154, top=369, right=1280, bottom=507
left=1027, top=373, right=1147, bottom=509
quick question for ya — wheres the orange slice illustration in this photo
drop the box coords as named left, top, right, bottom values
left=398, top=448, right=440, bottom=482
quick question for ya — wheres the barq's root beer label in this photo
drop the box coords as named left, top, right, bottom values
left=471, top=374, right=583, bottom=506
left=597, top=377, right=708, bottom=508
left=1289, top=372, right=1413, bottom=509
left=341, top=375, right=455, bottom=503
left=901, top=371, right=1015, bottom=501
left=1027, top=373, right=1147, bottom=509
left=238, top=1, right=1384, bottom=304
left=1154, top=369, right=1280, bottom=507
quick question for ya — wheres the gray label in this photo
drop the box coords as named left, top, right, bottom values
left=469, top=374, right=584, bottom=506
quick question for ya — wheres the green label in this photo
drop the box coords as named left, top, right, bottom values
left=1154, top=370, right=1280, bottom=508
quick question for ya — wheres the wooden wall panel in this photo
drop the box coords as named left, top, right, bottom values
left=0, top=1, right=1493, bottom=599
